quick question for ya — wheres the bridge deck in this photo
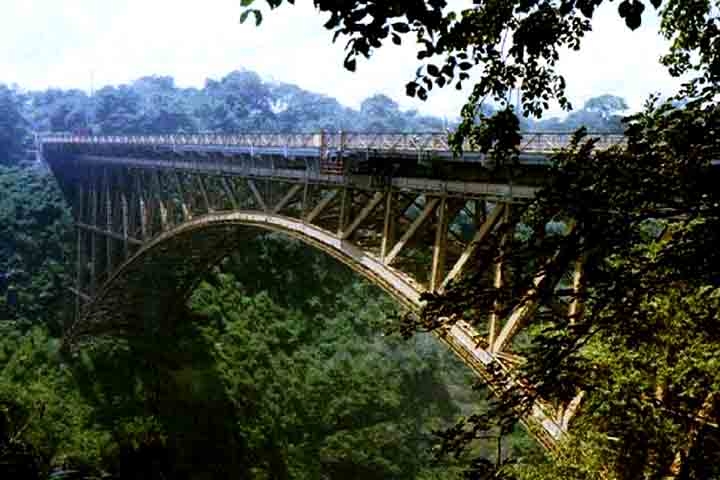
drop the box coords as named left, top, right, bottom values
left=72, top=154, right=539, bottom=201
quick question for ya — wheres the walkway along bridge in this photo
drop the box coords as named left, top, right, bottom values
left=41, top=131, right=625, bottom=451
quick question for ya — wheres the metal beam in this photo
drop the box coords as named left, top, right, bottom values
left=305, top=189, right=338, bottom=224
left=221, top=177, right=239, bottom=210
left=196, top=175, right=213, bottom=212
left=559, top=391, right=584, bottom=430
left=153, top=171, right=169, bottom=230
left=337, top=187, right=351, bottom=235
left=430, top=197, right=448, bottom=291
left=104, top=170, right=113, bottom=278
left=136, top=175, right=148, bottom=240
left=441, top=203, right=505, bottom=290
left=380, top=191, right=396, bottom=260
left=341, top=191, right=385, bottom=240
left=68, top=286, right=91, bottom=303
left=272, top=184, right=302, bottom=214
left=77, top=222, right=143, bottom=246
left=74, top=185, right=85, bottom=320
left=248, top=179, right=268, bottom=212
left=492, top=222, right=576, bottom=353
left=120, top=192, right=130, bottom=257
left=492, top=266, right=546, bottom=353
left=173, top=171, right=192, bottom=221
left=384, top=198, right=439, bottom=265
left=72, top=154, right=540, bottom=200
left=488, top=205, right=510, bottom=349
left=89, top=184, right=98, bottom=294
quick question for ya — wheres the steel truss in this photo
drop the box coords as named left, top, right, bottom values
left=43, top=135, right=604, bottom=452
left=41, top=130, right=625, bottom=155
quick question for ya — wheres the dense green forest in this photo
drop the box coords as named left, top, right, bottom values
left=1, top=163, right=549, bottom=478
left=0, top=34, right=701, bottom=478
left=0, top=67, right=563, bottom=477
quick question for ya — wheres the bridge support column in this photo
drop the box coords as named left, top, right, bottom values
left=430, top=197, right=448, bottom=292
left=105, top=169, right=113, bottom=280
left=380, top=191, right=396, bottom=261
left=121, top=192, right=130, bottom=258
left=89, top=184, right=98, bottom=294
left=74, top=185, right=85, bottom=319
left=173, top=172, right=192, bottom=221
left=197, top=175, right=214, bottom=213
left=152, top=171, right=169, bottom=230
left=488, top=203, right=510, bottom=351
left=135, top=175, right=148, bottom=240
left=337, top=187, right=352, bottom=236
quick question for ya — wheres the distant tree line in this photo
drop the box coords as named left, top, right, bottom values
left=0, top=70, right=627, bottom=164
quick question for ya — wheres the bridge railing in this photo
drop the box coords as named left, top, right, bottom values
left=40, top=133, right=324, bottom=149
left=40, top=131, right=626, bottom=154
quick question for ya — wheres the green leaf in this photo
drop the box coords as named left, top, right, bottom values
left=344, top=57, right=357, bottom=72
left=618, top=0, right=645, bottom=30
left=392, top=22, right=410, bottom=34
left=240, top=9, right=263, bottom=26
left=559, top=0, right=574, bottom=16
left=240, top=0, right=255, bottom=6
left=417, top=87, right=428, bottom=100
left=405, top=82, right=418, bottom=97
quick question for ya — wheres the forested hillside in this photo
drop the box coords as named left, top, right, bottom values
left=3, top=69, right=624, bottom=153
left=0, top=163, right=547, bottom=478
left=0, top=68, right=626, bottom=478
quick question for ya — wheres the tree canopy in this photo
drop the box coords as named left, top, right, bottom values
left=8, top=69, right=627, bottom=149
left=240, top=0, right=720, bottom=478
left=0, top=86, right=28, bottom=164
left=2, top=165, right=531, bottom=478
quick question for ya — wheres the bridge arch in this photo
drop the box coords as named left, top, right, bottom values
left=46, top=134, right=577, bottom=450
left=68, top=211, right=424, bottom=342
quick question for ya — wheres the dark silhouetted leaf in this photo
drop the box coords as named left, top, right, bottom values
left=392, top=22, right=411, bottom=33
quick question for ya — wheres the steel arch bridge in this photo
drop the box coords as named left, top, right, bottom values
left=42, top=131, right=622, bottom=451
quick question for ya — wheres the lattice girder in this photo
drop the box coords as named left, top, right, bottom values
left=43, top=139, right=593, bottom=451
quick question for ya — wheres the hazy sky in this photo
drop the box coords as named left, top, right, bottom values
left=0, top=0, right=682, bottom=118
